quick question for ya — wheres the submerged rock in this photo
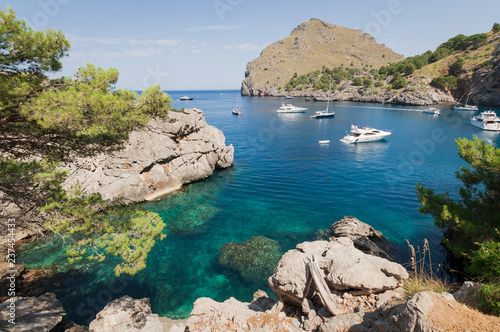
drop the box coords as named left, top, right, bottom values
left=218, top=236, right=283, bottom=281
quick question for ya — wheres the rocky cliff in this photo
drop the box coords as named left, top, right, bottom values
left=241, top=18, right=404, bottom=97
left=63, top=108, right=234, bottom=203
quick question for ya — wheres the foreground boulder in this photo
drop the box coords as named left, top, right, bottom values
left=0, top=293, right=65, bottom=331
left=64, top=108, right=234, bottom=203
left=89, top=296, right=165, bottom=332
left=268, top=237, right=408, bottom=313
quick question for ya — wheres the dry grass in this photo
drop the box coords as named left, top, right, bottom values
left=404, top=239, right=452, bottom=299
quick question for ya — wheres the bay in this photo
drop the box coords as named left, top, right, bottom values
left=18, top=90, right=500, bottom=324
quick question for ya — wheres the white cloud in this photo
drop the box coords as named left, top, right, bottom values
left=185, top=25, right=243, bottom=32
left=66, top=33, right=123, bottom=45
left=222, top=43, right=268, bottom=52
left=129, top=38, right=182, bottom=46
left=191, top=42, right=209, bottom=54
left=124, top=48, right=158, bottom=57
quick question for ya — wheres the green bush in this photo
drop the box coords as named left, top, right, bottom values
left=478, top=282, right=500, bottom=316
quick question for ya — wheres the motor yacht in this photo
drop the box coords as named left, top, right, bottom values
left=470, top=110, right=500, bottom=131
left=340, top=125, right=392, bottom=144
left=422, top=108, right=441, bottom=115
left=276, top=104, right=307, bottom=113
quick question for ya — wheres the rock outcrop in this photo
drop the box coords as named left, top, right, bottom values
left=241, top=18, right=404, bottom=97
left=89, top=296, right=168, bottom=332
left=63, top=108, right=234, bottom=203
left=0, top=293, right=65, bottom=332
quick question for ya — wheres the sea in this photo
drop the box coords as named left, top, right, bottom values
left=18, top=90, right=500, bottom=324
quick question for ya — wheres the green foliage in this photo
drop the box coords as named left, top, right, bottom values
left=363, top=77, right=372, bottom=88
left=478, top=282, right=500, bottom=316
left=391, top=73, right=408, bottom=89
left=1, top=7, right=171, bottom=276
left=430, top=74, right=457, bottom=91
left=416, top=137, right=500, bottom=280
left=493, top=23, right=500, bottom=33
left=375, top=80, right=384, bottom=88
left=352, top=77, right=363, bottom=86
left=468, top=240, right=500, bottom=281
left=450, top=57, right=465, bottom=73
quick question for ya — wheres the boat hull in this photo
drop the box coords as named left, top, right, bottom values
left=311, top=113, right=335, bottom=118
left=471, top=120, right=500, bottom=131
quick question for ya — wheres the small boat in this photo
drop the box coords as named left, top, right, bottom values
left=310, top=78, right=335, bottom=119
left=454, top=104, right=478, bottom=111
left=305, top=98, right=311, bottom=101
left=318, top=140, right=330, bottom=144
left=180, top=96, right=193, bottom=101
left=340, top=125, right=392, bottom=144
left=284, top=96, right=294, bottom=99
left=470, top=110, right=500, bottom=131
left=232, top=108, right=242, bottom=116
left=422, top=108, right=441, bottom=115
left=276, top=104, right=307, bottom=113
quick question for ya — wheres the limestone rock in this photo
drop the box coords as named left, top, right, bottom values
left=89, top=296, right=164, bottom=332
left=0, top=293, right=65, bottom=332
left=330, top=216, right=392, bottom=260
left=64, top=108, right=234, bottom=203
left=268, top=238, right=408, bottom=307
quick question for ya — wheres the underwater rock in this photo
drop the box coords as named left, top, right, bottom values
left=218, top=236, right=283, bottom=281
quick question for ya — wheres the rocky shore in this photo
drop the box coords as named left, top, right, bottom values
left=0, top=108, right=234, bottom=245
left=5, top=217, right=499, bottom=331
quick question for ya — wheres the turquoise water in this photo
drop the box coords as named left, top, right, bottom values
left=18, top=90, right=500, bottom=324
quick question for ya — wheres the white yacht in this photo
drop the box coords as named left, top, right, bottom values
left=470, top=110, right=500, bottom=131
left=423, top=108, right=441, bottom=115
left=454, top=104, right=478, bottom=111
left=276, top=104, right=307, bottom=113
left=180, top=96, right=193, bottom=101
left=340, top=125, right=392, bottom=144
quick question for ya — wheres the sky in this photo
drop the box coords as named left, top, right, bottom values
left=3, top=0, right=500, bottom=90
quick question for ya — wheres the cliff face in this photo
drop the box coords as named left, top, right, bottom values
left=63, top=108, right=234, bottom=203
left=241, top=18, right=404, bottom=96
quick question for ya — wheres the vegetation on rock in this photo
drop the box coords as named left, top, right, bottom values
left=417, top=136, right=500, bottom=314
left=1, top=6, right=171, bottom=275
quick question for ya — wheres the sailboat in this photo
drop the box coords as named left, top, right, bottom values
left=310, top=78, right=335, bottom=118
left=454, top=84, right=478, bottom=111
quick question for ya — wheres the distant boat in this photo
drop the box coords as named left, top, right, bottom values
left=284, top=96, right=294, bottom=99
left=180, top=96, right=193, bottom=101
left=454, top=85, right=477, bottom=111
left=340, top=125, right=392, bottom=144
left=276, top=104, right=307, bottom=113
left=318, top=140, right=330, bottom=144
left=305, top=97, right=311, bottom=101
left=310, top=78, right=335, bottom=119
left=232, top=108, right=242, bottom=116
left=454, top=104, right=478, bottom=111
left=422, top=108, right=441, bottom=115
left=470, top=110, right=500, bottom=131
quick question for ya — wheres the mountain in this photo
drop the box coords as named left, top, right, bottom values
left=241, top=18, right=404, bottom=96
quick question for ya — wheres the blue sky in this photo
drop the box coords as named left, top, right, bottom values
left=3, top=0, right=500, bottom=90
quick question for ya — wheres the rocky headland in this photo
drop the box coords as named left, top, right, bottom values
left=0, top=108, right=234, bottom=245
left=6, top=217, right=500, bottom=331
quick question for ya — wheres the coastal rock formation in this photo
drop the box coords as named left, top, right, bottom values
left=218, top=236, right=283, bottom=281
left=89, top=296, right=165, bottom=332
left=268, top=237, right=409, bottom=309
left=0, top=293, right=65, bottom=331
left=241, top=18, right=404, bottom=97
left=330, top=216, right=392, bottom=260
left=63, top=108, right=234, bottom=203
